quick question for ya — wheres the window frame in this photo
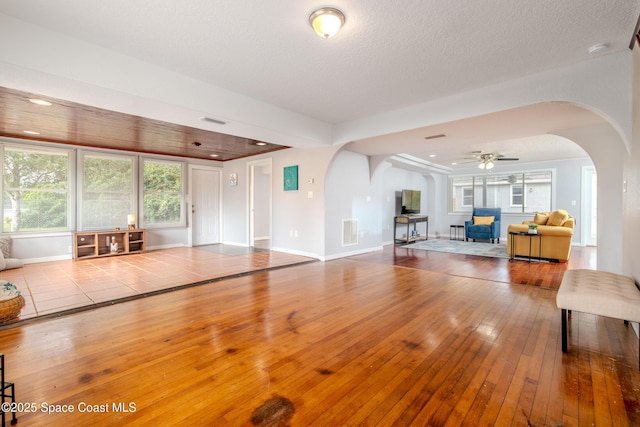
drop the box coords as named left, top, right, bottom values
left=510, top=183, right=524, bottom=207
left=462, top=187, right=473, bottom=207
left=77, top=150, right=138, bottom=231
left=2, top=143, right=75, bottom=234
left=140, top=157, right=186, bottom=229
left=449, top=169, right=553, bottom=214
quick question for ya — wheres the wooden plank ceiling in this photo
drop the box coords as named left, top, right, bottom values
left=0, top=86, right=289, bottom=161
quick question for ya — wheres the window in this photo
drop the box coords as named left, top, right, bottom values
left=511, top=184, right=524, bottom=206
left=80, top=153, right=135, bottom=230
left=450, top=176, right=474, bottom=211
left=462, top=187, right=473, bottom=207
left=3, top=146, right=71, bottom=232
left=449, top=171, right=552, bottom=213
left=142, top=159, right=184, bottom=227
left=2, top=142, right=191, bottom=234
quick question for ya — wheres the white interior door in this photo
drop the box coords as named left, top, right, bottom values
left=191, top=167, right=220, bottom=246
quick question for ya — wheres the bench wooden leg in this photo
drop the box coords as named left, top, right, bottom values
left=623, top=320, right=640, bottom=370
left=561, top=309, right=568, bottom=353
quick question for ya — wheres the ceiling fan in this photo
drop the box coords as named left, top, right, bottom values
left=463, top=151, right=520, bottom=169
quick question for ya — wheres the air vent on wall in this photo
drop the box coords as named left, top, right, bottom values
left=342, top=219, right=358, bottom=246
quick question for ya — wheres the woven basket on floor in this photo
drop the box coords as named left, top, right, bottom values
left=0, top=295, right=25, bottom=323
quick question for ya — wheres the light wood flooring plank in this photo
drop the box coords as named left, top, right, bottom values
left=0, top=246, right=639, bottom=426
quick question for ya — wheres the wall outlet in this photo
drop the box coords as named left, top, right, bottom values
left=67, top=246, right=72, bottom=253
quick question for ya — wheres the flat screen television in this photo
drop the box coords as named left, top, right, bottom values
left=401, top=189, right=421, bottom=214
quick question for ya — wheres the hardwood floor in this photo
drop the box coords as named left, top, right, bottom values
left=349, top=244, right=597, bottom=290
left=1, top=243, right=638, bottom=426
left=0, top=246, right=314, bottom=322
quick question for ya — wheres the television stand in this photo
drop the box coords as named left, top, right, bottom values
left=394, top=215, right=428, bottom=243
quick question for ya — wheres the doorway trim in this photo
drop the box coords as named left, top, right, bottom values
left=581, top=165, right=597, bottom=246
left=247, top=158, right=272, bottom=248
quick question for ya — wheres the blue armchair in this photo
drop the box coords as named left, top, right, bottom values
left=465, top=208, right=501, bottom=244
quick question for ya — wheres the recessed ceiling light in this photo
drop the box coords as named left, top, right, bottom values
left=29, top=98, right=52, bottom=106
left=23, top=130, right=40, bottom=135
left=255, top=142, right=267, bottom=146
left=429, top=154, right=436, bottom=158
left=209, top=154, right=219, bottom=158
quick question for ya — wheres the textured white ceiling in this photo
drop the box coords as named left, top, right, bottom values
left=1, top=0, right=637, bottom=124
left=0, top=0, right=638, bottom=167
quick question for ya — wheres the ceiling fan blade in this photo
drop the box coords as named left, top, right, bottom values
left=496, top=157, right=519, bottom=161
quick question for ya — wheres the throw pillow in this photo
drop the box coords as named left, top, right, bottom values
left=0, top=236, right=10, bottom=258
left=547, top=209, right=569, bottom=226
left=533, top=213, right=549, bottom=225
left=473, top=216, right=494, bottom=225
left=0, top=251, right=5, bottom=271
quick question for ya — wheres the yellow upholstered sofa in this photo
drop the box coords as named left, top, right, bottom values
left=507, top=210, right=574, bottom=262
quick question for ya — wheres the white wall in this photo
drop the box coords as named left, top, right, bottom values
left=221, top=161, right=248, bottom=246
left=374, top=165, right=431, bottom=244
left=221, top=145, right=341, bottom=258
left=553, top=125, right=627, bottom=273
left=623, top=46, right=640, bottom=280
left=323, top=150, right=382, bottom=258
left=253, top=165, right=271, bottom=240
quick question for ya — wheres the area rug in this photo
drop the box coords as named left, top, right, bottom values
left=402, top=239, right=509, bottom=259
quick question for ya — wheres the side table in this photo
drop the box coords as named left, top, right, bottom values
left=450, top=225, right=464, bottom=241
left=509, top=231, right=542, bottom=262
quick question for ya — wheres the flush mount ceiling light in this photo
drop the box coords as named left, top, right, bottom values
left=309, top=7, right=345, bottom=39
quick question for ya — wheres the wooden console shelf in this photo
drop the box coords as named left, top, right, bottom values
left=74, top=229, right=146, bottom=260
left=394, top=215, right=428, bottom=243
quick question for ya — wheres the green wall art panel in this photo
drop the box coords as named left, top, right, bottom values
left=283, top=165, right=298, bottom=191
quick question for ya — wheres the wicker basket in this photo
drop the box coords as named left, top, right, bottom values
left=0, top=295, right=25, bottom=323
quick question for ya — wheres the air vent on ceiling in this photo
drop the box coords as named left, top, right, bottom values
left=424, top=134, right=446, bottom=140
left=201, top=116, right=226, bottom=125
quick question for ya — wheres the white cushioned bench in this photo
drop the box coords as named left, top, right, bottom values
left=556, top=269, right=640, bottom=368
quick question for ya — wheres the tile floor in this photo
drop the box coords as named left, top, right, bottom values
left=0, top=245, right=315, bottom=323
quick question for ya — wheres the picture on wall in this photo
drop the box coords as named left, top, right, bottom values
left=283, top=165, right=298, bottom=191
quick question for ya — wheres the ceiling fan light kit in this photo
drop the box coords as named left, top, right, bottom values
left=468, top=152, right=520, bottom=169
left=478, top=159, right=494, bottom=169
